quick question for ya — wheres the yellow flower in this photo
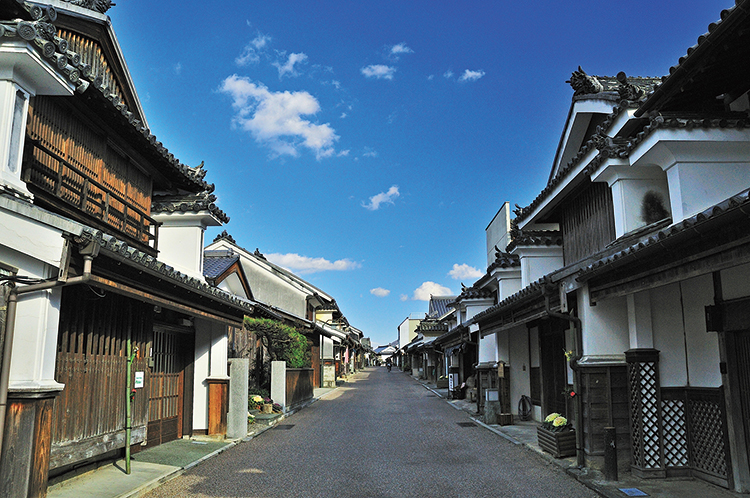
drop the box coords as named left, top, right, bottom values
left=553, top=416, right=567, bottom=427
left=545, top=413, right=561, bottom=423
left=251, top=395, right=264, bottom=403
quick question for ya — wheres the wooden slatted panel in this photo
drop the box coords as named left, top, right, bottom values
left=286, top=368, right=314, bottom=409
left=24, top=97, right=156, bottom=245
left=561, top=181, right=616, bottom=266
left=737, top=331, right=750, bottom=464
left=52, top=287, right=150, bottom=449
left=59, top=30, right=123, bottom=104
left=147, top=328, right=182, bottom=447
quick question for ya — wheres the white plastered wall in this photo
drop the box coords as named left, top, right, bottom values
left=505, top=326, right=532, bottom=417
left=0, top=208, right=67, bottom=393
left=722, top=261, right=750, bottom=301
left=579, top=286, right=629, bottom=357
left=192, top=318, right=229, bottom=430
left=650, top=276, right=720, bottom=387
left=629, top=129, right=750, bottom=223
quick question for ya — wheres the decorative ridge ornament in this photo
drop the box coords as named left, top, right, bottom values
left=213, top=230, right=237, bottom=244
left=58, top=0, right=114, bottom=14
left=567, top=66, right=603, bottom=96
left=616, top=71, right=649, bottom=102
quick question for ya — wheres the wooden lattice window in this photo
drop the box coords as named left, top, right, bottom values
left=25, top=97, right=155, bottom=245
left=560, top=181, right=616, bottom=265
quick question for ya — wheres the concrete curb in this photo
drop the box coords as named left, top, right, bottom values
left=118, top=468, right=184, bottom=498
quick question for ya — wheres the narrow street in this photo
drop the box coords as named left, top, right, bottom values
left=144, top=367, right=599, bottom=498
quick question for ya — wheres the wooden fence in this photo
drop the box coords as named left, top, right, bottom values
left=286, top=368, right=314, bottom=410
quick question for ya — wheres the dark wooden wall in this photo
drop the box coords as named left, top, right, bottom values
left=51, top=286, right=150, bottom=470
left=24, top=97, right=155, bottom=249
left=580, top=365, right=630, bottom=465
left=286, top=368, right=314, bottom=409
left=560, top=181, right=615, bottom=266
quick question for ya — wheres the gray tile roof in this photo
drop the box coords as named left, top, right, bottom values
left=428, top=296, right=457, bottom=319
left=203, top=250, right=239, bottom=279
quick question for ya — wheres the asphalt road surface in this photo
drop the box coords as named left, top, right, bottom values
left=144, top=367, right=600, bottom=498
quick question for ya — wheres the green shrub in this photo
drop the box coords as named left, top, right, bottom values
left=244, top=317, right=311, bottom=368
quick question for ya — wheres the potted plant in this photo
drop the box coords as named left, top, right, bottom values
left=262, top=397, right=274, bottom=414
left=249, top=394, right=264, bottom=412
left=537, top=413, right=576, bottom=458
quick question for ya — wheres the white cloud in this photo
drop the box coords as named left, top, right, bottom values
left=265, top=253, right=360, bottom=274
left=370, top=287, right=390, bottom=297
left=412, top=281, right=452, bottom=301
left=236, top=33, right=271, bottom=66
left=362, top=185, right=399, bottom=211
left=361, top=64, right=396, bottom=80
left=448, top=263, right=484, bottom=280
left=459, top=69, right=486, bottom=82
left=390, top=43, right=413, bottom=56
left=252, top=34, right=270, bottom=49
left=219, top=75, right=339, bottom=159
left=400, top=294, right=409, bottom=302
left=274, top=52, right=308, bottom=78
left=174, top=62, right=182, bottom=75
left=443, top=70, right=454, bottom=79
left=337, top=149, right=350, bottom=157
left=362, top=147, right=378, bottom=158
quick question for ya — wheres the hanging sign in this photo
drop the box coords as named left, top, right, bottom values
left=134, top=371, right=144, bottom=389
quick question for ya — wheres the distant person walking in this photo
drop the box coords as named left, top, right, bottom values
left=386, top=358, right=392, bottom=372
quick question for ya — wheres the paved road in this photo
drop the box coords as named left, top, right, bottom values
left=145, top=367, right=599, bottom=498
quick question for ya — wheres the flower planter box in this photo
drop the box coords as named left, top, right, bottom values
left=536, top=426, right=576, bottom=458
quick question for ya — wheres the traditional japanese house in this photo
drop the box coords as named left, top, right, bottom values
left=0, top=2, right=268, bottom=496
left=470, top=1, right=750, bottom=491
left=205, top=231, right=353, bottom=388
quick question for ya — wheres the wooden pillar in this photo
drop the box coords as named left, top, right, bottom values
left=0, top=392, right=58, bottom=498
left=206, top=378, right=228, bottom=436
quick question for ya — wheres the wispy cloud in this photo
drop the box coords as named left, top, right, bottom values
left=174, top=62, right=182, bottom=75
left=443, top=70, right=454, bottom=79
left=236, top=33, right=271, bottom=66
left=266, top=252, right=360, bottom=274
left=370, top=287, right=390, bottom=297
left=389, top=43, right=413, bottom=58
left=220, top=75, right=339, bottom=160
left=362, top=147, right=378, bottom=158
left=448, top=263, right=483, bottom=280
left=459, top=69, right=486, bottom=82
left=400, top=294, right=409, bottom=302
left=274, top=52, right=308, bottom=78
left=362, top=185, right=400, bottom=211
left=361, top=64, right=396, bottom=80
left=411, top=281, right=452, bottom=301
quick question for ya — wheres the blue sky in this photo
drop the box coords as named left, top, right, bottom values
left=111, top=0, right=731, bottom=348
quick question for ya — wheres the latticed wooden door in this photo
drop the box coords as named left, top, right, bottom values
left=540, top=321, right=567, bottom=416
left=146, top=327, right=184, bottom=447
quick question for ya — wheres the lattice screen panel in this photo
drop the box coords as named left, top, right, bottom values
left=689, top=398, right=727, bottom=479
left=662, top=399, right=688, bottom=468
left=628, top=359, right=663, bottom=471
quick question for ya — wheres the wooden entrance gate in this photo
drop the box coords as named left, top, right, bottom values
left=51, top=287, right=150, bottom=471
left=145, top=325, right=191, bottom=448
left=540, top=320, right=568, bottom=417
